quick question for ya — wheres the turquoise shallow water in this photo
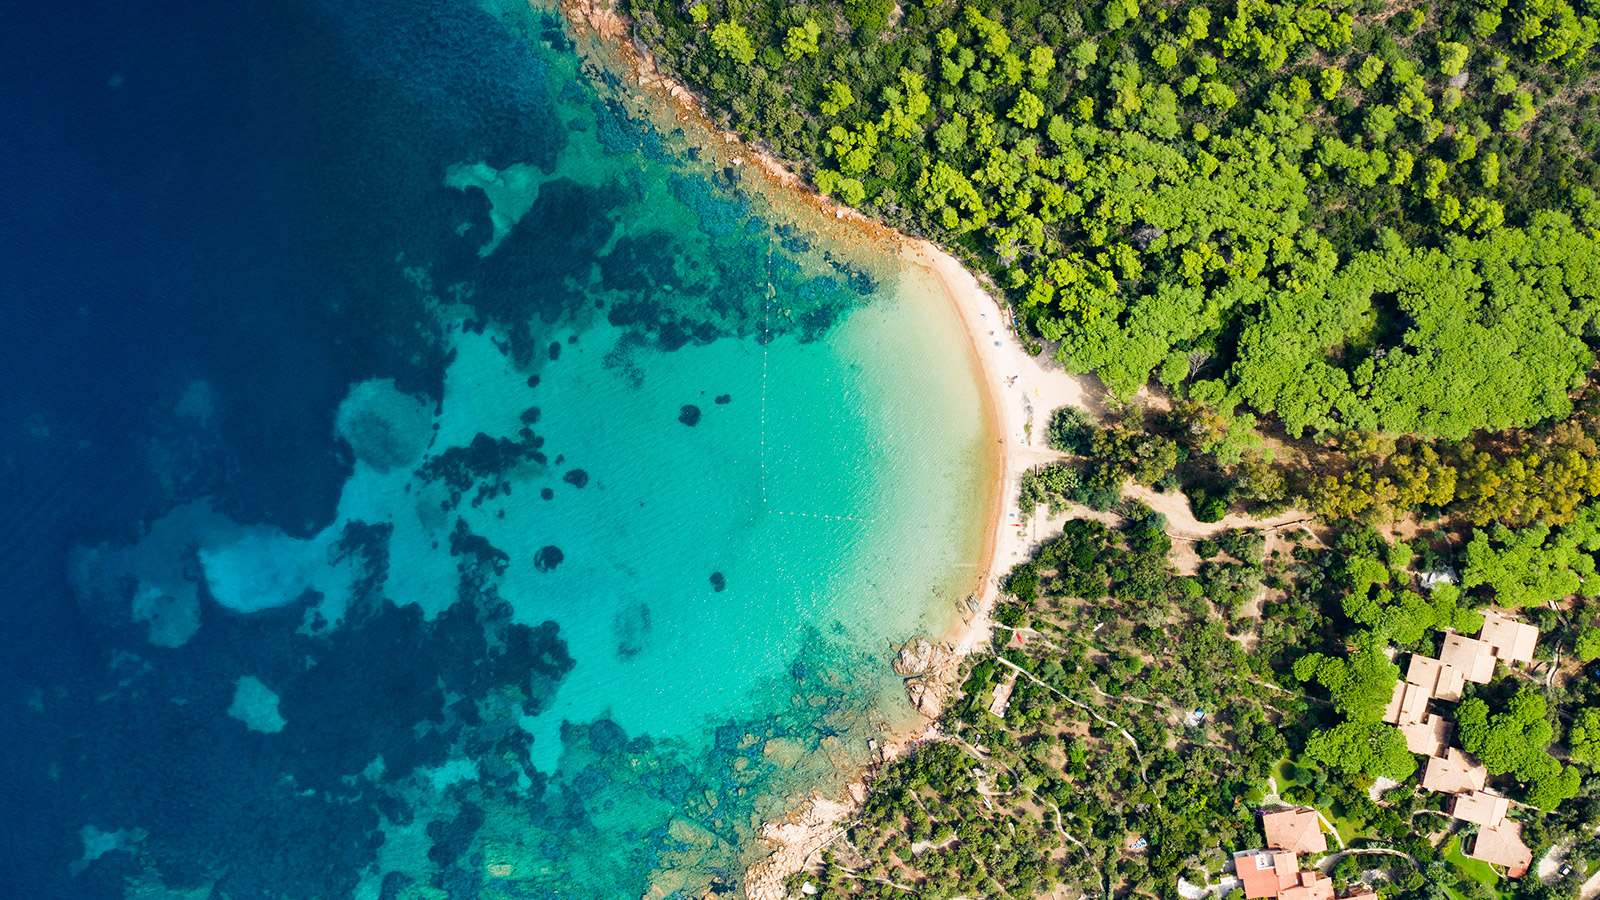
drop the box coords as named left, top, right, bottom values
left=5, top=1, right=991, bottom=896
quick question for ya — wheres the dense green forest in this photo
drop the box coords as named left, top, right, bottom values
left=625, top=0, right=1600, bottom=440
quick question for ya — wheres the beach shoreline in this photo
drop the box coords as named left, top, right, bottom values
left=550, top=2, right=1095, bottom=896
left=904, top=242, right=1094, bottom=656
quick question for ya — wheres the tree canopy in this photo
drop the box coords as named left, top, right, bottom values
left=1461, top=504, right=1600, bottom=607
left=1458, top=690, right=1579, bottom=810
left=628, top=0, right=1600, bottom=441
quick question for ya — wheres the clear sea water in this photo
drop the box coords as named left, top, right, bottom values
left=0, top=1, right=990, bottom=897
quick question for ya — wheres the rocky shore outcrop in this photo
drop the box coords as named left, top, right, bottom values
left=893, top=638, right=963, bottom=719
left=739, top=638, right=968, bottom=900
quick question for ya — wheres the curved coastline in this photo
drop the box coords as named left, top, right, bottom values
left=547, top=1, right=1094, bottom=893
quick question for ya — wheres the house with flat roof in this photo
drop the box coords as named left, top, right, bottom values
left=1468, top=820, right=1534, bottom=877
left=1262, top=808, right=1327, bottom=856
left=1422, top=748, right=1488, bottom=794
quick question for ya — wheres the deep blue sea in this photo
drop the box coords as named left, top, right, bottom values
left=0, top=1, right=990, bottom=897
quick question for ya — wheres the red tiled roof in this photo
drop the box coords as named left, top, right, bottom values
left=1234, top=849, right=1300, bottom=898
left=1279, top=871, right=1335, bottom=900
left=1451, top=790, right=1510, bottom=828
left=1440, top=633, right=1497, bottom=684
left=1422, top=748, right=1487, bottom=794
left=1398, top=714, right=1451, bottom=757
left=1262, top=808, right=1327, bottom=855
left=1479, top=611, right=1539, bottom=666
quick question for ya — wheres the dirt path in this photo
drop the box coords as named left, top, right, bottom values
left=991, top=656, right=1147, bottom=779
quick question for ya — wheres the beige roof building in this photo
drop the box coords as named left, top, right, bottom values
left=987, top=679, right=1014, bottom=717
left=1422, top=748, right=1488, bottom=794
left=1406, top=653, right=1467, bottom=703
left=1399, top=714, right=1451, bottom=758
left=1440, top=633, right=1499, bottom=684
left=1382, top=680, right=1430, bottom=726
left=1451, top=790, right=1511, bottom=826
left=1262, top=807, right=1327, bottom=855
left=1480, top=611, right=1539, bottom=666
left=1468, top=820, right=1534, bottom=877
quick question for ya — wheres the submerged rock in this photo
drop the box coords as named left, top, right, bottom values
left=563, top=468, right=588, bottom=488
left=678, top=404, right=702, bottom=426
left=533, top=545, right=564, bottom=572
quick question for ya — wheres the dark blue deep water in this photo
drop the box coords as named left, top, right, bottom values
left=0, top=0, right=993, bottom=896
left=1, top=1, right=551, bottom=893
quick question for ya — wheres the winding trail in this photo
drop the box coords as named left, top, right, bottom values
left=1040, top=797, right=1105, bottom=898
left=991, top=656, right=1147, bottom=780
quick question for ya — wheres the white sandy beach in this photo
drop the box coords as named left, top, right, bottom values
left=900, top=240, right=1095, bottom=657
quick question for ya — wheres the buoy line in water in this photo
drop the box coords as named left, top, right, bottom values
left=757, top=234, right=876, bottom=524
left=760, top=234, right=770, bottom=508
left=770, top=509, right=876, bottom=523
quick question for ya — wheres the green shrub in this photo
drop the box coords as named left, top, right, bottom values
left=1186, top=485, right=1228, bottom=522
left=1047, top=406, right=1095, bottom=455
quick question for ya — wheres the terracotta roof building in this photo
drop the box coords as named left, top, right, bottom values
left=1440, top=633, right=1499, bottom=685
left=1235, top=850, right=1300, bottom=898
left=1468, top=820, right=1534, bottom=877
left=1382, top=679, right=1431, bottom=726
left=1422, top=748, right=1488, bottom=794
left=1398, top=714, right=1451, bottom=758
left=1450, top=790, right=1511, bottom=827
left=1479, top=611, right=1539, bottom=667
left=1262, top=808, right=1327, bottom=855
left=1278, top=871, right=1335, bottom=900
left=1405, top=653, right=1467, bottom=703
